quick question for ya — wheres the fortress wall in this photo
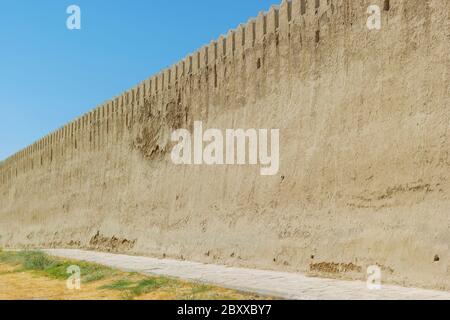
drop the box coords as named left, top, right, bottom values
left=0, top=0, right=449, bottom=290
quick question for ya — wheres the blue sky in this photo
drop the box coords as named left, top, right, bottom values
left=0, top=0, right=280, bottom=160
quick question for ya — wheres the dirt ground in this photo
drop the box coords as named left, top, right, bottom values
left=0, top=263, right=266, bottom=300
left=0, top=264, right=122, bottom=300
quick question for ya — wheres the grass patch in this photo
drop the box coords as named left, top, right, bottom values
left=191, top=284, right=214, bottom=295
left=101, top=277, right=179, bottom=299
left=0, top=249, right=269, bottom=300
left=101, top=279, right=134, bottom=291
left=132, top=278, right=175, bottom=295
left=83, top=270, right=108, bottom=283
left=0, top=250, right=116, bottom=283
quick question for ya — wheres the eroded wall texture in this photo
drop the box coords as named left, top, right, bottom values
left=0, top=0, right=449, bottom=290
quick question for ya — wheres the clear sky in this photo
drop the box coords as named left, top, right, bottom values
left=0, top=0, right=280, bottom=160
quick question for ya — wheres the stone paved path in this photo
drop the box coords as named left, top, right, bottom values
left=43, top=249, right=450, bottom=300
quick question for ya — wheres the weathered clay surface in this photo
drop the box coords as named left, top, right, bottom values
left=0, top=0, right=449, bottom=290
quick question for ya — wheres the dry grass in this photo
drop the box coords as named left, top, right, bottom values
left=0, top=249, right=268, bottom=300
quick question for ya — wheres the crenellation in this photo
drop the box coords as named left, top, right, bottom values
left=256, top=12, right=267, bottom=42
left=148, top=76, right=155, bottom=96
left=132, top=90, right=138, bottom=125
left=125, top=91, right=133, bottom=129
left=125, top=91, right=131, bottom=108
left=208, top=41, right=218, bottom=63
left=108, top=101, right=113, bottom=118
left=81, top=113, right=86, bottom=130
left=165, top=68, right=171, bottom=88
left=103, top=103, right=109, bottom=142
left=159, top=72, right=164, bottom=93
left=114, top=97, right=119, bottom=113
left=92, top=109, right=98, bottom=149
left=302, top=0, right=309, bottom=15
left=218, top=35, right=226, bottom=59
left=130, top=87, right=136, bottom=106
left=187, top=56, right=193, bottom=75
left=98, top=104, right=104, bottom=147
left=226, top=30, right=235, bottom=57
left=279, top=0, right=292, bottom=35
left=180, top=60, right=186, bottom=79
left=95, top=107, right=102, bottom=147
left=244, top=19, right=256, bottom=49
left=174, top=64, right=179, bottom=82
left=267, top=6, right=280, bottom=33
left=163, top=69, right=169, bottom=90
left=118, top=93, right=124, bottom=113
left=153, top=74, right=159, bottom=93
left=150, top=77, right=155, bottom=97
left=157, top=72, right=163, bottom=92
left=61, top=125, right=65, bottom=141
left=140, top=80, right=146, bottom=100
left=70, top=120, right=74, bottom=136
left=170, top=65, right=177, bottom=86
left=235, top=25, right=245, bottom=53
left=169, top=65, right=177, bottom=86
left=192, top=51, right=200, bottom=74
left=102, top=104, right=108, bottom=146
left=60, top=126, right=64, bottom=139
left=291, top=0, right=300, bottom=18
left=100, top=103, right=106, bottom=120
left=67, top=123, right=70, bottom=139
left=127, top=91, right=132, bottom=106
left=136, top=81, right=146, bottom=102
left=137, top=82, right=144, bottom=104
left=200, top=46, right=209, bottom=69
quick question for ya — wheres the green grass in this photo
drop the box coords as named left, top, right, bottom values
left=190, top=284, right=213, bottom=295
left=100, top=277, right=179, bottom=299
left=0, top=250, right=219, bottom=299
left=0, top=249, right=267, bottom=300
left=0, top=250, right=116, bottom=283
left=83, top=270, right=109, bottom=283
left=132, top=278, right=175, bottom=295
left=100, top=279, right=134, bottom=291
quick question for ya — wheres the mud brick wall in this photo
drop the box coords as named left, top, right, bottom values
left=1, top=0, right=449, bottom=290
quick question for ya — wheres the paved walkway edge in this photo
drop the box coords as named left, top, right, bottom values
left=42, top=249, right=450, bottom=300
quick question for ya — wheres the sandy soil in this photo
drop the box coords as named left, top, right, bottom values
left=0, top=263, right=265, bottom=300
left=0, top=264, right=122, bottom=300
